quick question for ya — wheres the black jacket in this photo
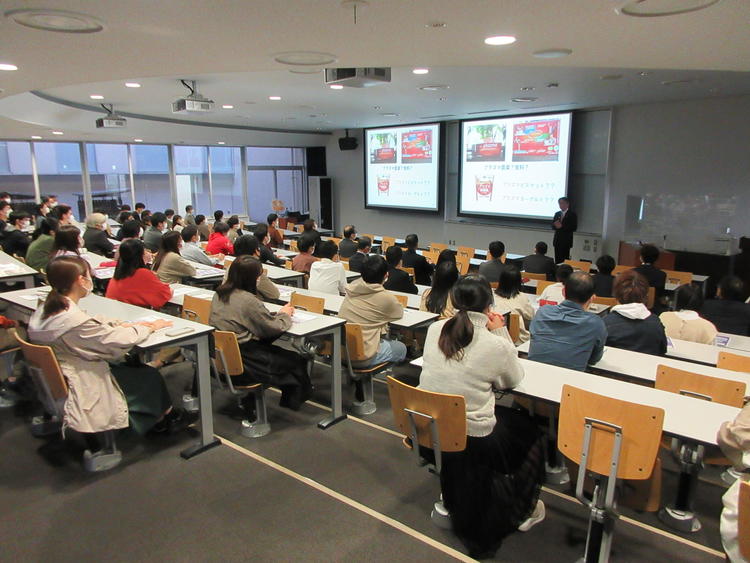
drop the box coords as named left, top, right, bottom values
left=1, top=229, right=30, bottom=258
left=339, top=238, right=357, bottom=259
left=701, top=299, right=750, bottom=336
left=603, top=312, right=667, bottom=356
left=552, top=209, right=577, bottom=249
left=83, top=227, right=115, bottom=258
left=401, top=248, right=433, bottom=286
left=384, top=267, right=418, bottom=294
left=259, top=244, right=284, bottom=267
left=522, top=254, right=556, bottom=281
left=348, top=251, right=367, bottom=273
left=592, top=274, right=614, bottom=298
left=633, top=264, right=667, bottom=296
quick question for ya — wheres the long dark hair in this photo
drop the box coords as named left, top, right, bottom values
left=438, top=275, right=494, bottom=361
left=32, top=216, right=58, bottom=241
left=51, top=225, right=81, bottom=256
left=42, top=256, right=90, bottom=319
left=216, top=256, right=261, bottom=302
left=114, top=239, right=147, bottom=280
left=426, top=261, right=459, bottom=314
left=152, top=231, right=182, bottom=272
left=495, top=264, right=522, bottom=299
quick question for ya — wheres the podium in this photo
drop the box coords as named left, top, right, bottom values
left=618, top=242, right=675, bottom=270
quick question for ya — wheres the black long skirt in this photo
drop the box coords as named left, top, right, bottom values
left=440, top=405, right=545, bottom=558
left=232, top=339, right=310, bottom=391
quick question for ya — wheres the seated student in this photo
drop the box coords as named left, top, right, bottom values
left=206, top=222, right=234, bottom=256
left=529, top=272, right=607, bottom=371
left=50, top=203, right=74, bottom=226
left=348, top=236, right=371, bottom=273
left=82, top=213, right=115, bottom=258
left=106, top=239, right=173, bottom=309
left=478, top=240, right=507, bottom=284
left=180, top=225, right=223, bottom=266
left=253, top=223, right=284, bottom=266
left=522, top=241, right=556, bottom=281
left=302, top=219, right=323, bottom=257
left=291, top=233, right=319, bottom=274
left=418, top=275, right=544, bottom=557
left=184, top=205, right=196, bottom=225
left=436, top=248, right=457, bottom=267
left=0, top=201, right=10, bottom=241
left=338, top=225, right=358, bottom=259
left=660, top=284, right=718, bottom=344
left=538, top=263, right=574, bottom=304
left=229, top=234, right=280, bottom=301
left=1, top=211, right=32, bottom=258
left=213, top=210, right=224, bottom=224
left=402, top=233, right=434, bottom=286
left=133, top=202, right=145, bottom=222
left=26, top=217, right=58, bottom=272
left=34, top=198, right=51, bottom=229
left=114, top=219, right=145, bottom=262
left=195, top=214, right=210, bottom=241
left=604, top=270, right=667, bottom=356
left=267, top=213, right=284, bottom=248
left=172, top=215, right=184, bottom=233
left=209, top=256, right=312, bottom=410
left=634, top=244, right=666, bottom=299
left=143, top=212, right=167, bottom=252
left=717, top=403, right=750, bottom=563
left=309, top=240, right=347, bottom=295
left=28, top=256, right=193, bottom=436
left=592, top=254, right=616, bottom=298
left=164, top=208, right=175, bottom=229
left=226, top=215, right=243, bottom=243
left=140, top=210, right=152, bottom=229
left=420, top=260, right=459, bottom=319
left=701, top=275, right=750, bottom=336
left=50, top=225, right=100, bottom=273
left=153, top=231, right=196, bottom=284
left=493, top=264, right=535, bottom=344
left=383, top=246, right=418, bottom=295
left=339, top=255, right=406, bottom=366
left=115, top=210, right=134, bottom=234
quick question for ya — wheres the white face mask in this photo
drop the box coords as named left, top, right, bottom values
left=6, top=208, right=13, bottom=215
left=81, top=277, right=93, bottom=297
left=49, top=201, right=58, bottom=208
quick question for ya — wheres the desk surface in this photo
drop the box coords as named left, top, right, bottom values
left=0, top=250, right=39, bottom=278
left=666, top=336, right=750, bottom=366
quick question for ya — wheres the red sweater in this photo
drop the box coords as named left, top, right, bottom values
left=206, top=232, right=234, bottom=256
left=105, top=268, right=173, bottom=309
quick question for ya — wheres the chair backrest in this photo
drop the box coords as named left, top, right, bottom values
left=213, top=330, right=244, bottom=378
left=295, top=224, right=304, bottom=233
left=646, top=286, right=655, bottom=309
left=429, top=242, right=448, bottom=253
left=284, top=259, right=293, bottom=270
left=330, top=237, right=342, bottom=246
left=341, top=260, right=350, bottom=271
left=381, top=236, right=396, bottom=251
left=508, top=313, right=521, bottom=343
left=456, top=246, right=474, bottom=259
left=423, top=250, right=440, bottom=264
left=558, top=384, right=664, bottom=480
left=400, top=266, right=415, bottom=278
left=15, top=334, right=68, bottom=419
left=182, top=294, right=212, bottom=325
left=344, top=323, right=369, bottom=362
left=386, top=376, right=467, bottom=452
left=592, top=296, right=617, bottom=307
left=564, top=259, right=591, bottom=273
left=663, top=269, right=692, bottom=285
left=199, top=241, right=208, bottom=251
left=655, top=365, right=746, bottom=407
left=393, top=293, right=409, bottom=308
left=536, top=279, right=556, bottom=295
left=290, top=292, right=325, bottom=314
left=455, top=255, right=470, bottom=275
left=740, top=481, right=750, bottom=560
left=718, top=351, right=750, bottom=373
left=523, top=271, right=547, bottom=281
left=289, top=240, right=298, bottom=252
left=612, top=264, right=632, bottom=276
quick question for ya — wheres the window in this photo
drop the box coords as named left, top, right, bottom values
left=34, top=142, right=84, bottom=219
left=246, top=147, right=307, bottom=222
left=210, top=146, right=244, bottom=216
left=87, top=143, right=131, bottom=217
left=174, top=146, right=210, bottom=217
left=0, top=141, right=36, bottom=215
left=131, top=145, right=172, bottom=213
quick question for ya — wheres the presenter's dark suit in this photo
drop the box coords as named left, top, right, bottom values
left=552, top=209, right=577, bottom=264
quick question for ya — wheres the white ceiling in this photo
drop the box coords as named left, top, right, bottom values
left=0, top=0, right=749, bottom=144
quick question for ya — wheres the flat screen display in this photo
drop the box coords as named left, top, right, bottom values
left=459, top=112, right=572, bottom=219
left=364, top=123, right=441, bottom=212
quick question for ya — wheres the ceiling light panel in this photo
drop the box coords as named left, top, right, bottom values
left=5, top=8, right=104, bottom=33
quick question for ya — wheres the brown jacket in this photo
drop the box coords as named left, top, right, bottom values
left=223, top=256, right=279, bottom=301
left=155, top=252, right=197, bottom=284
left=209, top=289, right=291, bottom=344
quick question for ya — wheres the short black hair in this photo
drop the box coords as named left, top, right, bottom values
left=564, top=271, right=595, bottom=304
left=535, top=241, right=548, bottom=255
left=640, top=244, right=659, bottom=264
left=120, top=219, right=141, bottom=239
left=266, top=213, right=278, bottom=224
left=357, top=236, right=372, bottom=251
left=555, top=263, right=574, bottom=282
left=674, top=284, right=703, bottom=311
left=150, top=212, right=167, bottom=228
left=253, top=223, right=268, bottom=240
left=233, top=234, right=260, bottom=257
left=213, top=221, right=229, bottom=235
left=227, top=215, right=240, bottom=228
left=9, top=211, right=30, bottom=224
left=405, top=234, right=419, bottom=249
left=343, top=225, right=356, bottom=239
left=0, top=201, right=11, bottom=212
left=317, top=240, right=337, bottom=260
left=135, top=202, right=145, bottom=210
left=214, top=210, right=224, bottom=222
left=181, top=225, right=198, bottom=242
left=297, top=233, right=316, bottom=253
left=185, top=205, right=193, bottom=213
left=164, top=209, right=175, bottom=217
left=385, top=245, right=403, bottom=267
left=361, top=255, right=388, bottom=284
left=488, top=241, right=505, bottom=259
left=596, top=255, right=616, bottom=275
left=120, top=203, right=131, bottom=211
left=558, top=197, right=569, bottom=204
left=195, top=214, right=206, bottom=225
left=719, top=275, right=745, bottom=302
left=303, top=219, right=316, bottom=231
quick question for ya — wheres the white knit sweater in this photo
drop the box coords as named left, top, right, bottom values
left=418, top=311, right=524, bottom=437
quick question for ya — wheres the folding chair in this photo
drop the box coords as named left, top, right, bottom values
left=429, top=242, right=448, bottom=253
left=393, top=293, right=409, bottom=308
left=381, top=236, right=396, bottom=252
left=535, top=280, right=556, bottom=295
left=718, top=351, right=750, bottom=373
left=182, top=294, right=211, bottom=325
left=592, top=296, right=617, bottom=307
left=456, top=246, right=474, bottom=259
left=663, top=269, right=692, bottom=286
left=455, top=255, right=470, bottom=275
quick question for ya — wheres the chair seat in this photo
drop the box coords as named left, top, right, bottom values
left=351, top=361, right=391, bottom=375
left=233, top=382, right=263, bottom=391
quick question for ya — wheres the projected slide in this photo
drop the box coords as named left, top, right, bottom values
left=459, top=113, right=572, bottom=219
left=365, top=123, right=440, bottom=212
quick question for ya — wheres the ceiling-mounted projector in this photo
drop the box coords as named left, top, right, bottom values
left=324, top=67, right=391, bottom=88
left=172, top=79, right=214, bottom=114
left=96, top=104, right=126, bottom=128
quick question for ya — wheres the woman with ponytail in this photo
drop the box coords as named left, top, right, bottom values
left=418, top=275, right=545, bottom=558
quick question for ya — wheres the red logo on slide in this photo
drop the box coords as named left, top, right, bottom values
left=377, top=176, right=390, bottom=195
left=475, top=176, right=493, bottom=200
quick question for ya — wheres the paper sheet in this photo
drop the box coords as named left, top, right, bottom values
left=715, top=335, right=730, bottom=347
left=291, top=310, right=316, bottom=324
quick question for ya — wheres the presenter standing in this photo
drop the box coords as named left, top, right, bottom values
left=551, top=197, right=577, bottom=264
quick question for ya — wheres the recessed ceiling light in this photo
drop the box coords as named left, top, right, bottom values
left=217, top=141, right=226, bottom=145
left=125, top=82, right=141, bottom=88
left=381, top=112, right=399, bottom=117
left=31, top=135, right=42, bottom=140
left=6, top=8, right=104, bottom=33
left=329, top=84, right=344, bottom=90
left=52, top=131, right=64, bottom=135
left=638, top=71, right=651, bottom=77
left=413, top=68, right=429, bottom=75
left=221, top=104, right=234, bottom=109
left=133, top=138, right=143, bottom=142
left=425, top=22, right=447, bottom=28
left=616, top=0, right=720, bottom=17
left=89, top=94, right=104, bottom=100
left=521, top=86, right=535, bottom=92
left=419, top=85, right=450, bottom=91
left=532, top=48, right=573, bottom=59
left=511, top=97, right=537, bottom=103
left=0, top=63, right=18, bottom=71
left=269, top=96, right=282, bottom=101
left=484, top=35, right=516, bottom=46
left=273, top=51, right=337, bottom=66
left=601, top=74, right=623, bottom=80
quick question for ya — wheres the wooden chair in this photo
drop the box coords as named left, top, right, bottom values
left=344, top=323, right=393, bottom=416
left=455, top=255, right=470, bottom=275
left=507, top=313, right=521, bottom=344
left=386, top=375, right=466, bottom=474
left=564, top=259, right=591, bottom=273
left=522, top=271, right=547, bottom=281
left=329, top=237, right=342, bottom=247
left=341, top=260, right=350, bottom=271
left=740, top=481, right=750, bottom=560
left=289, top=240, right=298, bottom=252
left=664, top=269, right=692, bottom=285
left=393, top=294, right=409, bottom=308
left=612, top=264, right=632, bottom=276
left=489, top=281, right=499, bottom=289
left=213, top=330, right=270, bottom=438
left=284, top=259, right=294, bottom=270
left=456, top=246, right=474, bottom=259
left=558, top=385, right=664, bottom=563
left=535, top=279, right=556, bottom=296
left=381, top=236, right=396, bottom=252
left=182, top=295, right=211, bottom=325
left=15, top=334, right=122, bottom=471
left=423, top=250, right=440, bottom=264
left=295, top=224, right=305, bottom=233
left=592, top=296, right=617, bottom=307
left=400, top=266, right=415, bottom=279
left=718, top=351, right=750, bottom=373
left=655, top=365, right=746, bottom=407
left=429, top=242, right=448, bottom=253
left=647, top=286, right=656, bottom=309
left=290, top=292, right=324, bottom=314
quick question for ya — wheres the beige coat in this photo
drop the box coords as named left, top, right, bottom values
left=493, top=292, right=535, bottom=343
left=209, top=289, right=291, bottom=344
left=155, top=251, right=197, bottom=284
left=27, top=298, right=151, bottom=433
left=339, top=278, right=404, bottom=360
left=659, top=311, right=717, bottom=345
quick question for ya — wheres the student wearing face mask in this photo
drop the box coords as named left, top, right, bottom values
left=267, top=213, right=284, bottom=248
left=0, top=201, right=11, bottom=241
left=35, top=199, right=51, bottom=229
left=50, top=204, right=74, bottom=226
left=253, top=223, right=284, bottom=266
left=153, top=231, right=197, bottom=284
left=83, top=213, right=115, bottom=258
left=0, top=192, right=11, bottom=204
left=1, top=211, right=32, bottom=257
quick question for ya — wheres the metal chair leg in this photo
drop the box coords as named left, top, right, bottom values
left=241, top=386, right=271, bottom=438
left=83, top=430, right=122, bottom=472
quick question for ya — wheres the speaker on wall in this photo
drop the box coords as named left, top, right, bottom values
left=306, top=147, right=327, bottom=176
